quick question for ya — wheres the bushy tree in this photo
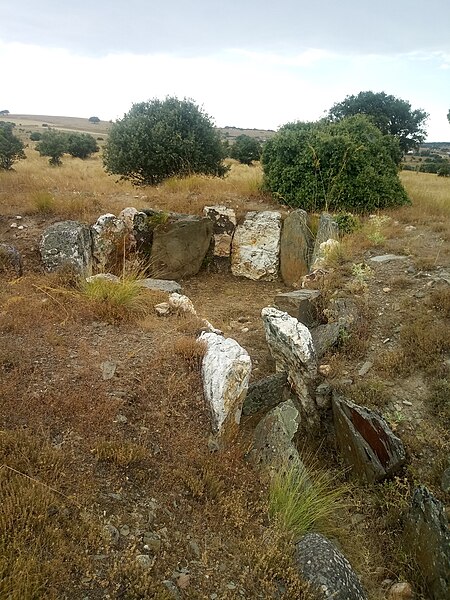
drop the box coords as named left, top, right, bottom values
left=103, top=97, right=227, bottom=185
left=66, top=133, right=99, bottom=159
left=262, top=115, right=409, bottom=213
left=447, top=109, right=450, bottom=124
left=0, top=122, right=26, bottom=170
left=88, top=116, right=100, bottom=123
left=29, top=131, right=42, bottom=141
left=328, top=91, right=428, bottom=153
left=36, top=130, right=68, bottom=166
left=230, top=134, right=262, bottom=164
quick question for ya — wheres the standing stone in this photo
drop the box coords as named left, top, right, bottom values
left=295, top=533, right=367, bottom=600
left=203, top=205, right=236, bottom=257
left=404, top=486, right=450, bottom=600
left=242, top=372, right=288, bottom=416
left=261, top=307, right=319, bottom=426
left=310, top=322, right=341, bottom=358
left=231, top=211, right=281, bottom=281
left=150, top=215, right=213, bottom=279
left=311, top=239, right=340, bottom=270
left=280, top=209, right=313, bottom=286
left=118, top=207, right=139, bottom=232
left=40, top=220, right=93, bottom=275
left=200, top=332, right=251, bottom=441
left=274, top=289, right=321, bottom=327
left=332, top=394, right=406, bottom=483
left=311, top=213, right=339, bottom=268
left=91, top=213, right=127, bottom=270
left=132, top=209, right=166, bottom=255
left=248, top=398, right=304, bottom=474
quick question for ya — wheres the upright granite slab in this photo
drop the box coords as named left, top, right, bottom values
left=231, top=211, right=281, bottom=281
left=332, top=394, right=406, bottom=482
left=261, top=307, right=319, bottom=426
left=274, top=289, right=321, bottom=327
left=40, top=220, right=93, bottom=275
left=311, top=213, right=339, bottom=268
left=200, top=332, right=251, bottom=442
left=91, top=213, right=127, bottom=270
left=280, top=209, right=312, bottom=286
left=203, top=205, right=236, bottom=257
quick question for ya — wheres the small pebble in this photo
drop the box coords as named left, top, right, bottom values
left=402, top=400, right=413, bottom=407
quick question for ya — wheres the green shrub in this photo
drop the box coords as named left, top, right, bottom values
left=230, top=134, right=262, bottom=164
left=29, top=131, right=42, bottom=141
left=103, top=96, right=228, bottom=186
left=334, top=212, right=360, bottom=234
left=36, top=130, right=68, bottom=166
left=66, top=132, right=99, bottom=159
left=0, top=122, right=26, bottom=170
left=262, top=115, right=409, bottom=213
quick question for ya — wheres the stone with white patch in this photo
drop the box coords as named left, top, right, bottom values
left=91, top=213, right=127, bottom=270
left=261, top=307, right=319, bottom=426
left=40, top=220, right=93, bottom=275
left=200, top=332, right=251, bottom=440
left=231, top=211, right=281, bottom=280
left=203, top=205, right=236, bottom=257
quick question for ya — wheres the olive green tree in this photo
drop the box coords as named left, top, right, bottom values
left=103, top=97, right=227, bottom=185
left=230, top=134, right=262, bottom=164
left=0, top=122, right=26, bottom=170
left=262, top=115, right=409, bottom=213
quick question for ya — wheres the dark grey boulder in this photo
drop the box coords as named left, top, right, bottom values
left=280, top=209, right=312, bottom=286
left=310, top=322, right=341, bottom=358
left=332, top=394, right=406, bottom=483
left=295, top=533, right=367, bottom=600
left=150, top=215, right=213, bottom=279
left=40, top=220, right=93, bottom=275
left=242, top=372, right=288, bottom=416
left=132, top=209, right=167, bottom=255
left=327, top=297, right=360, bottom=331
left=274, top=289, right=321, bottom=327
left=404, top=486, right=450, bottom=600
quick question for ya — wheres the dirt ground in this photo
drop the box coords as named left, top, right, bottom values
left=1, top=190, right=450, bottom=599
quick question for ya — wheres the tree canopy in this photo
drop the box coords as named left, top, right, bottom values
left=36, top=130, right=99, bottom=165
left=328, top=91, right=428, bottom=153
left=0, top=122, right=26, bottom=170
left=230, top=134, right=262, bottom=165
left=262, top=115, right=409, bottom=213
left=103, top=97, right=227, bottom=186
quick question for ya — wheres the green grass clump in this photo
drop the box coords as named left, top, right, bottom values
left=268, top=462, right=347, bottom=542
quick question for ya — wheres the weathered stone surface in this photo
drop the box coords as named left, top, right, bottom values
left=91, top=213, right=127, bottom=270
left=150, top=215, right=213, bottom=279
left=40, top=220, right=93, bottom=275
left=310, top=322, right=341, bottom=358
left=294, top=533, right=367, bottom=600
left=136, top=278, right=182, bottom=294
left=242, top=372, right=288, bottom=416
left=332, top=394, right=406, bottom=482
left=311, top=238, right=340, bottom=270
left=325, top=297, right=360, bottom=331
left=231, top=211, right=281, bottom=281
left=404, top=486, right=450, bottom=600
left=274, top=289, right=321, bottom=327
left=168, top=293, right=197, bottom=315
left=315, top=383, right=332, bottom=410
left=280, top=209, right=312, bottom=286
left=249, top=399, right=304, bottom=473
left=311, top=213, right=339, bottom=268
left=203, top=205, right=236, bottom=257
left=132, top=209, right=166, bottom=255
left=86, top=273, right=120, bottom=283
left=200, top=332, right=251, bottom=439
left=370, top=254, right=407, bottom=263
left=261, top=307, right=319, bottom=426
left=118, top=207, right=139, bottom=231
left=0, top=243, right=23, bottom=277
left=387, top=582, right=413, bottom=600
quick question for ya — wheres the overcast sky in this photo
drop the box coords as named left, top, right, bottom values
left=1, top=1, right=449, bottom=140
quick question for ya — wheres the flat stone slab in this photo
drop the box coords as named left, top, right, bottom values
left=274, top=289, right=321, bottom=327
left=136, top=278, right=182, bottom=293
left=370, top=254, right=407, bottom=263
left=242, top=372, right=288, bottom=416
left=310, top=322, right=341, bottom=358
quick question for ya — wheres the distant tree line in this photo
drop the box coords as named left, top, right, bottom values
left=36, top=130, right=99, bottom=165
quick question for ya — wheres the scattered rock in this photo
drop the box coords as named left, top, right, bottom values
left=200, top=332, right=251, bottom=440
left=143, top=531, right=161, bottom=553
left=0, top=243, right=23, bottom=277
left=102, top=524, right=119, bottom=545
left=40, top=220, right=93, bottom=275
left=176, top=574, right=190, bottom=590
left=280, top=209, right=312, bottom=286
left=294, top=533, right=367, bottom=600
left=136, top=554, right=155, bottom=570
left=137, top=278, right=182, bottom=293
left=326, top=297, right=360, bottom=331
left=404, top=486, right=450, bottom=600
left=274, top=289, right=321, bottom=327
left=370, top=254, right=407, bottom=263
left=358, top=361, right=373, bottom=377
left=261, top=307, right=319, bottom=426
left=310, top=322, right=341, bottom=358
left=101, top=361, right=117, bottom=381
left=311, top=239, right=340, bottom=270
left=155, top=302, right=171, bottom=316
left=242, top=372, right=288, bottom=416
left=387, top=582, right=413, bottom=600
left=231, top=211, right=281, bottom=281
left=203, top=205, right=236, bottom=257
left=332, top=393, right=406, bottom=483
left=91, top=213, right=127, bottom=270
left=168, top=293, right=197, bottom=315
